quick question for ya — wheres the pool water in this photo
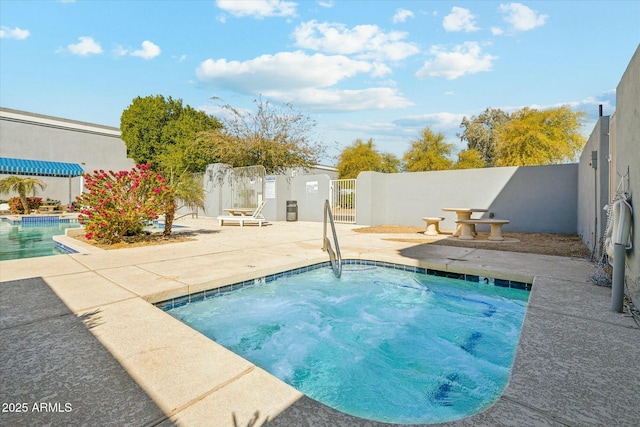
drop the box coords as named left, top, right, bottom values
left=166, top=265, right=529, bottom=424
left=0, top=221, right=81, bottom=260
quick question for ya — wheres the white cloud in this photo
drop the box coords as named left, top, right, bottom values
left=293, top=20, right=419, bottom=61
left=499, top=3, right=547, bottom=31
left=528, top=96, right=614, bottom=116
left=491, top=27, right=504, bottom=35
left=66, top=36, right=102, bottom=56
left=196, top=51, right=386, bottom=91
left=395, top=112, right=466, bottom=129
left=114, top=41, right=161, bottom=59
left=113, top=45, right=128, bottom=57
left=392, top=8, right=414, bottom=24
left=130, top=40, right=161, bottom=59
left=416, top=42, right=497, bottom=80
left=318, top=1, right=334, bottom=8
left=0, top=26, right=30, bottom=40
left=268, top=87, right=413, bottom=111
left=215, top=0, right=296, bottom=19
left=443, top=7, right=479, bottom=32
left=196, top=51, right=411, bottom=111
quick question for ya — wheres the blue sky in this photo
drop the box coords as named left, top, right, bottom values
left=1, top=1, right=638, bottom=163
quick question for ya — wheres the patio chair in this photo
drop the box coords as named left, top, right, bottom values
left=217, top=200, right=267, bottom=227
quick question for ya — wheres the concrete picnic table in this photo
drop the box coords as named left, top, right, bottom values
left=442, top=207, right=489, bottom=236
left=222, top=208, right=256, bottom=216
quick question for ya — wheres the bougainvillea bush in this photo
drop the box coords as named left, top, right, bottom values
left=76, top=164, right=173, bottom=244
left=8, top=197, right=42, bottom=214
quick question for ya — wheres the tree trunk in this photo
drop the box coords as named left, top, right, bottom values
left=20, top=195, right=30, bottom=214
left=163, top=201, right=175, bottom=236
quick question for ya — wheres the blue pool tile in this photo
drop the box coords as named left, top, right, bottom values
left=172, top=295, right=190, bottom=308
left=495, top=278, right=511, bottom=288
left=54, top=241, right=78, bottom=254
left=189, top=292, right=205, bottom=303
left=154, top=259, right=531, bottom=311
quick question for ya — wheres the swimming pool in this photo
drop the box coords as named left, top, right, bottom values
left=163, top=261, right=530, bottom=424
left=0, top=218, right=81, bottom=260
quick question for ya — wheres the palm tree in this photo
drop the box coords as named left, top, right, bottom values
left=0, top=175, right=47, bottom=214
left=162, top=170, right=205, bottom=236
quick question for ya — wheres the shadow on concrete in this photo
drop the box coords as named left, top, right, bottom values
left=179, top=228, right=222, bottom=236
left=482, top=164, right=578, bottom=234
left=0, top=277, right=175, bottom=427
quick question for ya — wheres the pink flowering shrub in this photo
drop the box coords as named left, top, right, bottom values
left=76, top=164, right=173, bottom=244
left=8, top=197, right=42, bottom=214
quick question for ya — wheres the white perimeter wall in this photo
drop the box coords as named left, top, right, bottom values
left=613, top=45, right=640, bottom=308
left=357, top=164, right=578, bottom=234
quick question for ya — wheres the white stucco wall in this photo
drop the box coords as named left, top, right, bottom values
left=614, top=45, right=640, bottom=307
left=577, top=116, right=610, bottom=256
left=356, top=164, right=578, bottom=234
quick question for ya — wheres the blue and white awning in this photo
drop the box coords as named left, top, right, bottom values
left=0, top=157, right=84, bottom=177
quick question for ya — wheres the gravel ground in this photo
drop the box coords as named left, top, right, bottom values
left=354, top=225, right=592, bottom=258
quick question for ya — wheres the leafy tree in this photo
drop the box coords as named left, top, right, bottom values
left=0, top=175, right=47, bottom=214
left=155, top=135, right=221, bottom=175
left=495, top=106, right=586, bottom=166
left=120, top=95, right=222, bottom=170
left=402, top=127, right=454, bottom=172
left=379, top=152, right=402, bottom=174
left=453, top=148, right=486, bottom=170
left=120, top=96, right=216, bottom=234
left=458, top=108, right=510, bottom=167
left=336, top=138, right=400, bottom=179
left=199, top=97, right=326, bottom=175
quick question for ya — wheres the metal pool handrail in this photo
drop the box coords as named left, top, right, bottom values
left=323, top=199, right=342, bottom=278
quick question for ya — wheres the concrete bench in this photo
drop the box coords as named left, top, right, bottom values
left=218, top=216, right=266, bottom=227
left=455, top=219, right=510, bottom=241
left=422, top=217, right=445, bottom=236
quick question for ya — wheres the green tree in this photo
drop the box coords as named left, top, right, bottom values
left=161, top=169, right=205, bottom=236
left=453, top=148, right=486, bottom=169
left=379, top=152, right=402, bottom=174
left=495, top=106, right=586, bottom=166
left=336, top=138, right=399, bottom=179
left=120, top=95, right=222, bottom=170
left=121, top=95, right=218, bottom=236
left=0, top=175, right=47, bottom=214
left=458, top=108, right=510, bottom=167
left=199, top=97, right=326, bottom=175
left=402, top=127, right=454, bottom=172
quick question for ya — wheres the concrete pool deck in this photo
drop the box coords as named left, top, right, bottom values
left=1, top=218, right=638, bottom=427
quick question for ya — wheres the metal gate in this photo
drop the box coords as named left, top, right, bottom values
left=329, top=179, right=356, bottom=223
left=231, top=165, right=266, bottom=208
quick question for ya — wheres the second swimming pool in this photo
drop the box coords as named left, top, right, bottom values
left=0, top=218, right=81, bottom=261
left=164, top=261, right=530, bottom=424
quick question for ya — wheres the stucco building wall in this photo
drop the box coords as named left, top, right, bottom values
left=0, top=108, right=134, bottom=205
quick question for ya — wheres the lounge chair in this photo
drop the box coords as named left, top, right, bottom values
left=217, top=201, right=267, bottom=227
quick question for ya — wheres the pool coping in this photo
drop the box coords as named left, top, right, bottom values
left=155, top=258, right=532, bottom=312
left=1, top=219, right=638, bottom=427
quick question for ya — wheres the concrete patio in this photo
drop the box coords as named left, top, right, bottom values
left=1, top=218, right=638, bottom=427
